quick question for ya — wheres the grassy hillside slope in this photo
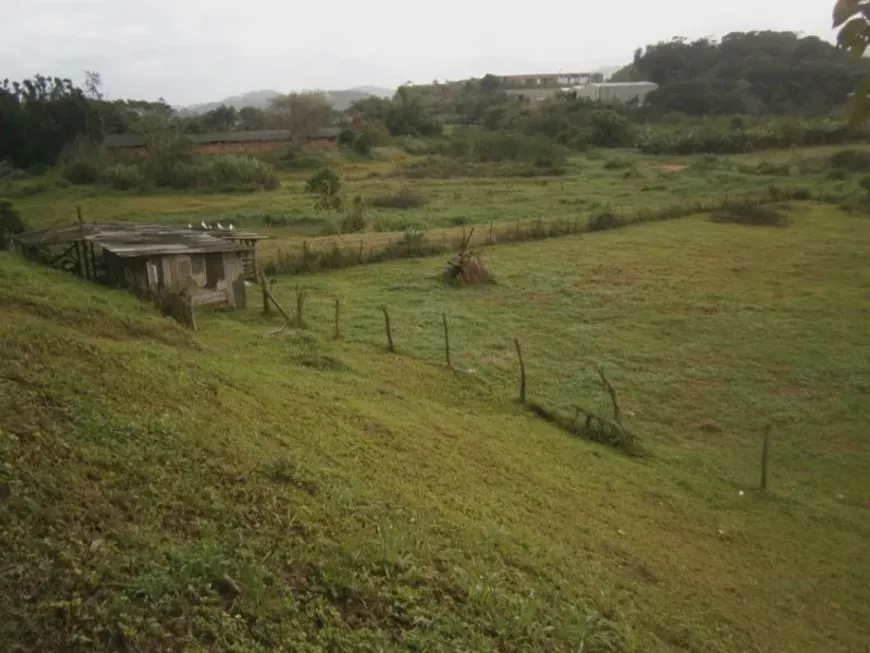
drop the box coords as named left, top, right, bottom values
left=1, top=204, right=869, bottom=653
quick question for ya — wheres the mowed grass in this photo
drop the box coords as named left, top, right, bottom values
left=2, top=202, right=868, bottom=652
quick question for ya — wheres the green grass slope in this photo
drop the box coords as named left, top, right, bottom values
left=1, top=203, right=869, bottom=652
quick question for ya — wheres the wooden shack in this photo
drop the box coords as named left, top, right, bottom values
left=14, top=223, right=263, bottom=309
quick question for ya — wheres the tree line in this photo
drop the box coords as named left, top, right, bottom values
left=3, top=28, right=870, bottom=171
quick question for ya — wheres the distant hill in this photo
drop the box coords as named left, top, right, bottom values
left=184, top=86, right=394, bottom=115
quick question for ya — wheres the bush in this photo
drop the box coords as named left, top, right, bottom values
left=162, top=156, right=279, bottom=192
left=603, top=157, right=632, bottom=170
left=587, top=211, right=627, bottom=232
left=710, top=202, right=787, bottom=227
left=101, top=164, right=145, bottom=190
left=370, top=187, right=427, bottom=209
left=352, top=130, right=379, bottom=157
left=829, top=148, right=870, bottom=171
left=305, top=167, right=343, bottom=213
left=340, top=194, right=366, bottom=233
left=338, top=129, right=356, bottom=147
left=0, top=199, right=28, bottom=249
left=62, top=160, right=101, bottom=185
left=589, top=110, right=635, bottom=147
left=2, top=169, right=30, bottom=182
left=205, top=156, right=278, bottom=189
left=272, top=148, right=327, bottom=170
left=444, top=130, right=568, bottom=169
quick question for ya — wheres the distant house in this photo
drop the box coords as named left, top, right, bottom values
left=14, top=223, right=267, bottom=309
left=501, top=72, right=600, bottom=88
left=572, top=82, right=659, bottom=106
left=104, top=128, right=342, bottom=155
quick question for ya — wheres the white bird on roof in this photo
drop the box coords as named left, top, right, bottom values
left=200, top=221, right=208, bottom=230
left=216, top=222, right=223, bottom=230
left=228, top=223, right=235, bottom=231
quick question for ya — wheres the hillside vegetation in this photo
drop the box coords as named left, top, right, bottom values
left=2, top=203, right=869, bottom=652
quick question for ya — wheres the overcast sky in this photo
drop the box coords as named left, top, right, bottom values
left=1, top=0, right=833, bottom=106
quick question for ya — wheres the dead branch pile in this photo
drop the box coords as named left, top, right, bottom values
left=444, top=228, right=492, bottom=285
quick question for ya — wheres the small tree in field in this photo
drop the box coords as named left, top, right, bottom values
left=306, top=167, right=343, bottom=216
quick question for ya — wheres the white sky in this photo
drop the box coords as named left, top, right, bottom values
left=0, top=0, right=835, bottom=106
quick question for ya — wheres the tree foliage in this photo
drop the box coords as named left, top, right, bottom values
left=613, top=31, right=870, bottom=116
left=833, top=0, right=870, bottom=121
left=268, top=92, right=333, bottom=147
left=0, top=75, right=102, bottom=168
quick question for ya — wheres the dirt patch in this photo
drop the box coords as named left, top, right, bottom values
left=660, top=164, right=688, bottom=172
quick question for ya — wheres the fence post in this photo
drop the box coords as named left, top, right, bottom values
left=514, top=338, right=526, bottom=403
left=260, top=273, right=271, bottom=316
left=442, top=312, right=451, bottom=368
left=185, top=297, right=197, bottom=332
left=760, top=425, right=772, bottom=491
left=380, top=306, right=394, bottom=352
left=295, top=286, right=307, bottom=329
left=333, top=298, right=341, bottom=339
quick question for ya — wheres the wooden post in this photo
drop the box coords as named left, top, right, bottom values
left=186, top=298, right=197, bottom=331
left=760, top=425, right=771, bottom=491
left=333, top=298, right=341, bottom=339
left=74, top=241, right=86, bottom=278
left=88, top=241, right=98, bottom=280
left=260, top=273, right=271, bottom=316
left=380, top=306, right=394, bottom=352
left=514, top=338, right=526, bottom=403
left=76, top=205, right=83, bottom=225
left=596, top=365, right=623, bottom=426
left=295, top=286, right=306, bottom=329
left=442, top=312, right=451, bottom=368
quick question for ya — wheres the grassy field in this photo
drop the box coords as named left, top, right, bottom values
left=1, top=199, right=869, bottom=652
left=6, top=145, right=867, bottom=244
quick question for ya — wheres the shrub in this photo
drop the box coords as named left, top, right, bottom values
left=206, top=156, right=277, bottom=189
left=162, top=156, right=279, bottom=192
left=829, top=148, right=870, bottom=171
left=0, top=200, right=27, bottom=249
left=351, top=130, right=377, bottom=157
left=589, top=110, right=635, bottom=147
left=272, top=148, right=327, bottom=170
left=603, top=157, right=631, bottom=170
left=587, top=211, right=626, bottom=232
left=306, top=167, right=343, bottom=214
left=101, top=164, right=145, bottom=190
left=710, top=202, right=787, bottom=227
left=341, top=194, right=366, bottom=233
left=444, top=130, right=568, bottom=169
left=2, top=169, right=30, bottom=182
left=370, top=186, right=427, bottom=209
left=338, top=129, right=356, bottom=147
left=62, top=160, right=101, bottom=185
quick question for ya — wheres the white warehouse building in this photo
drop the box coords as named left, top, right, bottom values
left=573, top=81, right=659, bottom=106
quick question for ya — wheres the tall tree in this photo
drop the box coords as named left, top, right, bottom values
left=833, top=0, right=870, bottom=120
left=267, top=92, right=332, bottom=147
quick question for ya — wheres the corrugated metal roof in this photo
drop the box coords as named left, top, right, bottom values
left=15, top=223, right=253, bottom=258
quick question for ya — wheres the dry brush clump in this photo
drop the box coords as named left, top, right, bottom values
left=526, top=365, right=641, bottom=454
left=444, top=228, right=492, bottom=286
left=369, top=186, right=427, bottom=209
